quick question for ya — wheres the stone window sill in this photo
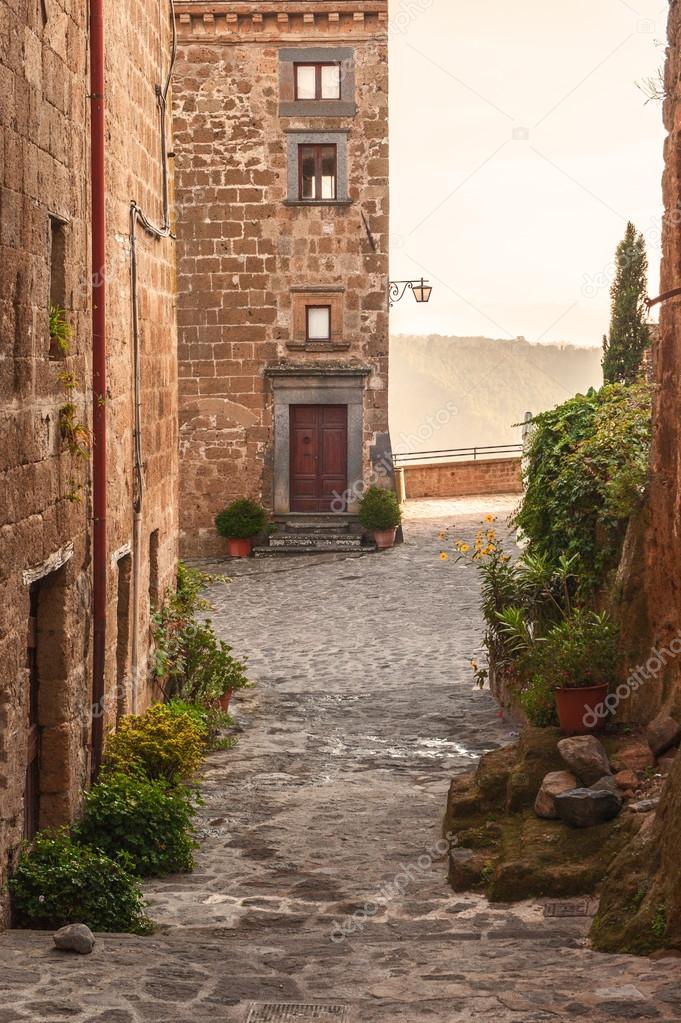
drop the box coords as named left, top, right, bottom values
left=283, top=200, right=353, bottom=208
left=286, top=341, right=352, bottom=352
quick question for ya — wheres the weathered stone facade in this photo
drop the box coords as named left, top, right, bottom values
left=0, top=0, right=178, bottom=921
left=173, top=0, right=389, bottom=556
left=592, top=0, right=681, bottom=953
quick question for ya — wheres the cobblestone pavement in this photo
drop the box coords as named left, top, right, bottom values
left=2, top=497, right=681, bottom=1022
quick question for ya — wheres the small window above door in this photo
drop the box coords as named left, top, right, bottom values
left=306, top=305, right=331, bottom=341
left=294, top=62, right=341, bottom=101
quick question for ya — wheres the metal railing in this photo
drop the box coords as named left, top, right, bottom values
left=393, top=443, right=523, bottom=467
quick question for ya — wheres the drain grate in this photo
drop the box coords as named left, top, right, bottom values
left=543, top=899, right=592, bottom=918
left=246, top=1005, right=349, bottom=1023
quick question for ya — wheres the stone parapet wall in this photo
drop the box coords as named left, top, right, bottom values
left=401, top=458, right=523, bottom=501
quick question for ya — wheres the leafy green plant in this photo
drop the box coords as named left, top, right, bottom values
left=182, top=621, right=250, bottom=700
left=651, top=904, right=667, bottom=939
left=498, top=607, right=616, bottom=691
left=215, top=499, right=268, bottom=540
left=9, top=831, right=151, bottom=934
left=59, top=402, right=90, bottom=458
left=77, top=771, right=198, bottom=877
left=358, top=486, right=402, bottom=531
left=103, top=703, right=206, bottom=783
left=514, top=381, right=651, bottom=591
left=49, top=305, right=71, bottom=356
left=165, top=697, right=236, bottom=751
left=520, top=674, right=559, bottom=727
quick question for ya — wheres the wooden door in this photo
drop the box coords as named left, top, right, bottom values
left=290, top=405, right=348, bottom=513
left=24, top=586, right=40, bottom=840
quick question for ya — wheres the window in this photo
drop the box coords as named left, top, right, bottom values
left=306, top=306, right=331, bottom=341
left=295, top=62, right=341, bottom=101
left=49, top=217, right=66, bottom=309
left=299, top=144, right=337, bottom=201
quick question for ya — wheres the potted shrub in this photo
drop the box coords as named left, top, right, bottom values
left=499, top=606, right=616, bottom=734
left=358, top=486, right=402, bottom=549
left=539, top=609, right=616, bottom=734
left=215, top=498, right=268, bottom=557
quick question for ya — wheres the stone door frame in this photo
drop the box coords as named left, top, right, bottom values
left=267, top=367, right=369, bottom=515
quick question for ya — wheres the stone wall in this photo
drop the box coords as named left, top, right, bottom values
left=401, top=458, right=523, bottom=501
left=594, top=0, right=681, bottom=954
left=173, top=1, right=389, bottom=556
left=0, top=0, right=178, bottom=922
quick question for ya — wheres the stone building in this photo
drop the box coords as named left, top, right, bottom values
left=0, top=0, right=178, bottom=919
left=173, top=0, right=390, bottom=556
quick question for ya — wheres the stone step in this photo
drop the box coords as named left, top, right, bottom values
left=253, top=542, right=376, bottom=558
left=274, top=515, right=357, bottom=533
left=269, top=533, right=363, bottom=549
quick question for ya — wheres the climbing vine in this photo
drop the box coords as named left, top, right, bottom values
left=514, top=380, right=652, bottom=592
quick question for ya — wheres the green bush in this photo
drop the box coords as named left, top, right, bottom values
left=535, top=609, right=617, bottom=690
left=165, top=696, right=235, bottom=752
left=515, top=381, right=651, bottom=590
left=9, top=832, right=151, bottom=934
left=103, top=703, right=206, bottom=783
left=520, top=675, right=558, bottom=727
left=182, top=621, right=250, bottom=703
left=77, top=772, right=198, bottom=877
left=358, top=486, right=402, bottom=530
left=215, top=498, right=268, bottom=539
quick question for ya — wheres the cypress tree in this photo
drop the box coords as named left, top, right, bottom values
left=602, top=222, right=651, bottom=385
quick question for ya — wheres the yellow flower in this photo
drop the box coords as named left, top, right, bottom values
left=460, top=543, right=470, bottom=553
left=440, top=551, right=448, bottom=561
left=485, top=514, right=495, bottom=523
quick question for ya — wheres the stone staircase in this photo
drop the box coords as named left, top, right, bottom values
left=253, top=516, right=376, bottom=557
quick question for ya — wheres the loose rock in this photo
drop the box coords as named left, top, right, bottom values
left=534, top=770, right=578, bottom=819
left=614, top=770, right=639, bottom=791
left=558, top=735, right=612, bottom=786
left=554, top=788, right=622, bottom=828
left=610, top=740, right=654, bottom=774
left=53, top=924, right=95, bottom=955
left=629, top=798, right=660, bottom=814
left=591, top=775, right=619, bottom=795
left=646, top=714, right=681, bottom=757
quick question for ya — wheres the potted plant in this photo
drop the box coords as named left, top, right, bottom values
left=358, top=486, right=402, bottom=549
left=215, top=498, right=268, bottom=557
left=539, top=609, right=616, bottom=734
left=498, top=606, right=616, bottom=734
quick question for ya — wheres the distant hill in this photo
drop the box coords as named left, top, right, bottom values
left=389, top=335, right=603, bottom=455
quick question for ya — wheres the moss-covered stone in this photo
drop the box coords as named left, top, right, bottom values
left=488, top=812, right=640, bottom=902
left=590, top=757, right=681, bottom=955
left=445, top=730, right=643, bottom=904
left=506, top=727, right=564, bottom=812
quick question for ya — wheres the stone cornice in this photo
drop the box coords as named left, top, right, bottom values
left=174, top=2, right=388, bottom=41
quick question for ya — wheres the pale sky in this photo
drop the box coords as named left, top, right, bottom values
left=389, top=0, right=667, bottom=346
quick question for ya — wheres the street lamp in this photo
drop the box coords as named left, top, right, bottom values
left=388, top=278, right=433, bottom=308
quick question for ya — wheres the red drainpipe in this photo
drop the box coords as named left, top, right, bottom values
left=90, top=0, right=107, bottom=778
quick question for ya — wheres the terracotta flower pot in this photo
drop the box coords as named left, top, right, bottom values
left=373, top=527, right=397, bottom=549
left=227, top=537, right=251, bottom=558
left=555, top=683, right=610, bottom=735
left=218, top=689, right=234, bottom=713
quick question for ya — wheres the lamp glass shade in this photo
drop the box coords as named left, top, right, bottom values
left=412, top=283, right=432, bottom=304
